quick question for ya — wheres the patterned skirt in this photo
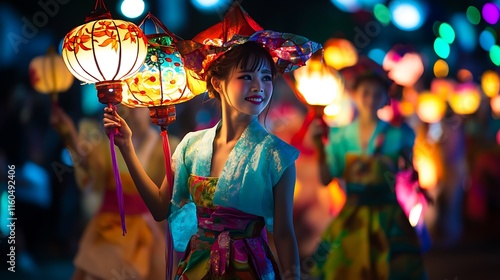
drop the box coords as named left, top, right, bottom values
left=176, top=206, right=280, bottom=280
left=311, top=192, right=427, bottom=280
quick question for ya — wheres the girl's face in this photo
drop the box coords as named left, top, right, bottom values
left=216, top=59, right=274, bottom=117
left=351, top=79, right=387, bottom=115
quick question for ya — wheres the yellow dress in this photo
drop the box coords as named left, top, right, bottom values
left=72, top=120, right=172, bottom=280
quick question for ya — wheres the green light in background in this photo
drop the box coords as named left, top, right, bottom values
left=374, top=4, right=391, bottom=26
left=439, top=23, right=455, bottom=44
left=490, top=45, right=500, bottom=66
left=434, top=37, right=450, bottom=59
left=466, top=6, right=481, bottom=25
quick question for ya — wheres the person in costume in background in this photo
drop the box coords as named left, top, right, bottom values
left=51, top=105, right=170, bottom=280
left=103, top=3, right=320, bottom=279
left=311, top=60, right=427, bottom=279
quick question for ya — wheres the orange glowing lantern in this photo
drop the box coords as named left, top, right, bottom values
left=415, top=155, right=438, bottom=189
left=323, top=38, right=358, bottom=70
left=62, top=0, right=148, bottom=105
left=29, top=47, right=74, bottom=102
left=431, top=78, right=455, bottom=100
left=383, top=45, right=424, bottom=87
left=285, top=51, right=345, bottom=148
left=416, top=92, right=447, bottom=123
left=491, top=95, right=500, bottom=118
left=449, top=82, right=481, bottom=115
left=481, top=70, right=500, bottom=98
left=61, top=0, right=148, bottom=236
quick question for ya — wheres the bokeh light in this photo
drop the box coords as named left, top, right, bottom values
left=434, top=37, right=450, bottom=59
left=480, top=28, right=497, bottom=51
left=368, top=48, right=387, bottom=65
left=191, top=0, right=230, bottom=11
left=467, top=6, right=481, bottom=24
left=451, top=13, right=477, bottom=52
left=120, top=0, right=145, bottom=19
left=482, top=3, right=500, bottom=25
left=490, top=45, right=500, bottom=66
left=329, top=0, right=362, bottom=12
left=373, top=3, right=391, bottom=25
left=439, top=22, right=455, bottom=44
left=390, top=0, right=427, bottom=31
left=433, top=59, right=449, bottom=78
left=457, top=69, right=473, bottom=82
left=417, top=92, right=447, bottom=123
left=481, top=70, right=500, bottom=98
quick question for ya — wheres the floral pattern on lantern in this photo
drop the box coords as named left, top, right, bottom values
left=122, top=35, right=196, bottom=109
left=62, top=17, right=148, bottom=103
left=29, top=47, right=74, bottom=100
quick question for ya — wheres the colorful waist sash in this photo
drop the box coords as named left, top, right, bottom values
left=195, top=206, right=277, bottom=278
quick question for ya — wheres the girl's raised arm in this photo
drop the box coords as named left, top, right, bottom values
left=103, top=107, right=171, bottom=221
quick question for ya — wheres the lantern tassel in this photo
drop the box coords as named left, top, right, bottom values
left=109, top=132, right=127, bottom=235
left=161, top=129, right=174, bottom=279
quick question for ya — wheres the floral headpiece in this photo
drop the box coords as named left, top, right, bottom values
left=176, top=2, right=322, bottom=94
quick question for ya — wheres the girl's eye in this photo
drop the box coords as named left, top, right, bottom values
left=238, top=75, right=252, bottom=80
left=262, top=75, right=272, bottom=81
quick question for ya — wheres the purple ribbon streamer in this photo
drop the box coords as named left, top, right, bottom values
left=109, top=132, right=127, bottom=236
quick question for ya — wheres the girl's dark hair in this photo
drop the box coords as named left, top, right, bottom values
left=352, top=71, right=390, bottom=92
left=206, top=41, right=277, bottom=99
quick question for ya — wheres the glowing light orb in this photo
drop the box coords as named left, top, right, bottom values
left=390, top=0, right=426, bottom=31
left=482, top=3, right=500, bottom=25
left=121, top=0, right=145, bottom=19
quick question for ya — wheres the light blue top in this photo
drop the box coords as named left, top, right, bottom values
left=325, top=119, right=416, bottom=179
left=168, top=118, right=299, bottom=251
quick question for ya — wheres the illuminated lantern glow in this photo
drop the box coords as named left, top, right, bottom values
left=399, top=100, right=415, bottom=116
left=29, top=46, right=74, bottom=101
left=62, top=0, right=148, bottom=104
left=491, top=95, right=500, bottom=118
left=481, top=70, right=500, bottom=98
left=285, top=51, right=345, bottom=148
left=431, top=78, right=455, bottom=100
left=323, top=38, right=358, bottom=70
left=293, top=58, right=344, bottom=106
left=416, top=92, right=447, bottom=123
left=323, top=95, right=355, bottom=127
left=415, top=154, right=437, bottom=189
left=449, top=82, right=481, bottom=115
left=121, top=20, right=199, bottom=123
left=383, top=45, right=424, bottom=87
left=61, top=0, right=148, bottom=236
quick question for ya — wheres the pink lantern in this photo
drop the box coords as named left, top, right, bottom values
left=383, top=45, right=424, bottom=87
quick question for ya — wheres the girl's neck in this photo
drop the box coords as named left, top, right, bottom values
left=218, top=109, right=255, bottom=144
left=357, top=111, right=378, bottom=126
